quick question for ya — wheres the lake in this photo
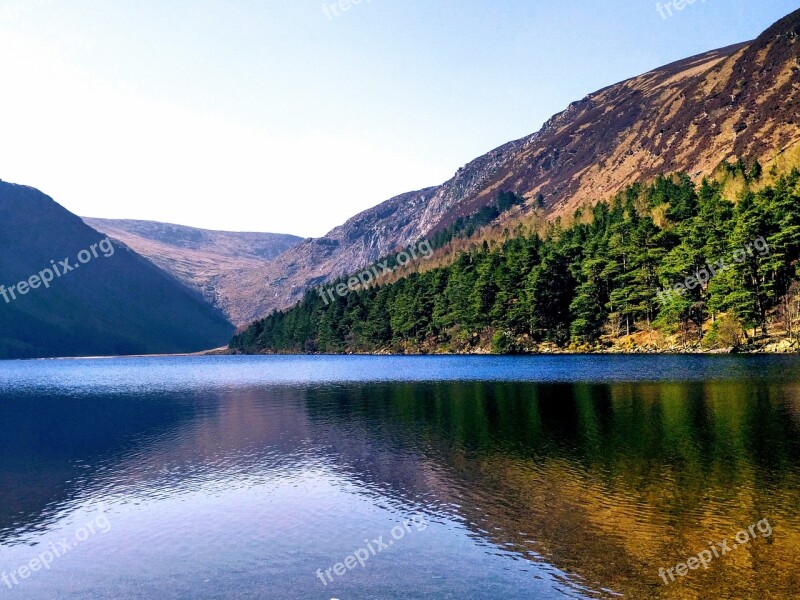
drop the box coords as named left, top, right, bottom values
left=0, top=355, right=799, bottom=599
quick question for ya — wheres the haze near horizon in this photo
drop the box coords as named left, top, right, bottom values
left=0, top=0, right=796, bottom=236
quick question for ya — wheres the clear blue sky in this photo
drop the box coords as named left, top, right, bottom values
left=0, top=0, right=796, bottom=236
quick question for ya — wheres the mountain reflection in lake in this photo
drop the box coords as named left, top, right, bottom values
left=0, top=355, right=799, bottom=599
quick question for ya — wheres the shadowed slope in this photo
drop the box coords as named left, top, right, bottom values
left=0, top=182, right=234, bottom=358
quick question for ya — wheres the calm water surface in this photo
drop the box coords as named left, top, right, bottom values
left=0, top=355, right=799, bottom=599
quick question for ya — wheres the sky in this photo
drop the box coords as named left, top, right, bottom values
left=0, top=0, right=796, bottom=237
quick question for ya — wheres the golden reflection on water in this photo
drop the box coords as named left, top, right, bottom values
left=356, top=380, right=800, bottom=598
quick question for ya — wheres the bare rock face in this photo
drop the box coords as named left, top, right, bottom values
left=176, top=10, right=800, bottom=327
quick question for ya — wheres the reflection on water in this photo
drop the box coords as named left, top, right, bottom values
left=0, top=356, right=799, bottom=599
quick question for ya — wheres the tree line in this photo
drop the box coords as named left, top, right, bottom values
left=231, top=165, right=800, bottom=354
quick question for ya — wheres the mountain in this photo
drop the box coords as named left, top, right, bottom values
left=232, top=167, right=800, bottom=354
left=0, top=182, right=235, bottom=359
left=83, top=218, right=302, bottom=323
left=441, top=10, right=799, bottom=223
left=216, top=188, right=438, bottom=325
left=225, top=8, right=800, bottom=326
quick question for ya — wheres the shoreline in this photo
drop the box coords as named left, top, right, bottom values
left=7, top=344, right=799, bottom=361
left=223, top=346, right=800, bottom=357
left=226, top=331, right=800, bottom=357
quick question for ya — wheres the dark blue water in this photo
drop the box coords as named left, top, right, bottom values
left=1, top=355, right=799, bottom=599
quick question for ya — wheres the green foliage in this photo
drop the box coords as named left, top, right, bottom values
left=724, top=156, right=764, bottom=184
left=703, top=314, right=745, bottom=350
left=429, top=191, right=525, bottom=249
left=491, top=329, right=520, bottom=354
left=230, top=169, right=800, bottom=354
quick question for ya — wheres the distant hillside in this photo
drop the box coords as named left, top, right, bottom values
left=0, top=183, right=234, bottom=359
left=83, top=218, right=302, bottom=324
left=223, top=8, right=800, bottom=325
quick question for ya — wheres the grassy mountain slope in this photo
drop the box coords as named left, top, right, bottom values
left=447, top=11, right=800, bottom=225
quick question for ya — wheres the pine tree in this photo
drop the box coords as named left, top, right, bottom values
left=726, top=192, right=775, bottom=336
